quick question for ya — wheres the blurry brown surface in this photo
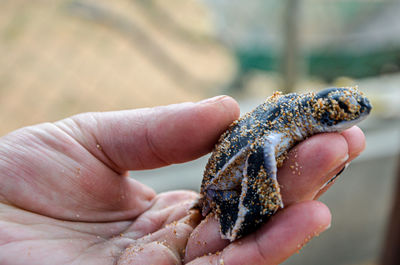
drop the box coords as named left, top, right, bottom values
left=0, top=0, right=236, bottom=136
left=380, top=155, right=400, bottom=265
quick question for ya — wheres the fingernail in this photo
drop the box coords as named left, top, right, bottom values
left=326, top=165, right=346, bottom=184
left=319, top=162, right=350, bottom=192
left=324, top=223, right=331, bottom=230
left=327, top=153, right=349, bottom=175
left=333, top=163, right=348, bottom=179
left=328, top=161, right=350, bottom=178
left=197, top=95, right=229, bottom=105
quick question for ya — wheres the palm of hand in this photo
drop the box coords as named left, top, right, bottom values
left=0, top=97, right=365, bottom=265
left=0, top=113, right=198, bottom=265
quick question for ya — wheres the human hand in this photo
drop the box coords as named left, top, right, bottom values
left=0, top=96, right=365, bottom=265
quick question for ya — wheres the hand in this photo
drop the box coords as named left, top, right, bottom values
left=0, top=96, right=365, bottom=265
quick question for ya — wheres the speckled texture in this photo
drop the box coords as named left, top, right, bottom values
left=199, top=87, right=372, bottom=241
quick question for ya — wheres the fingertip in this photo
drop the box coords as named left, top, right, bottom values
left=198, top=95, right=240, bottom=117
left=340, top=126, right=366, bottom=160
left=303, top=200, right=332, bottom=231
left=207, top=95, right=241, bottom=122
left=196, top=95, right=240, bottom=137
left=184, top=214, right=229, bottom=263
left=148, top=95, right=240, bottom=166
left=165, top=95, right=239, bottom=163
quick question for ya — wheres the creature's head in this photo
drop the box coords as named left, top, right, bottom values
left=310, top=87, right=372, bottom=132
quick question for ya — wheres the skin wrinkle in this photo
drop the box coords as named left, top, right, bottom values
left=0, top=163, right=28, bottom=205
left=143, top=103, right=204, bottom=167
left=1, top=123, right=149, bottom=222
left=163, top=224, right=192, bottom=260
left=0, top=209, right=127, bottom=242
left=55, top=117, right=124, bottom=175
left=122, top=194, right=197, bottom=240
left=152, top=242, right=181, bottom=265
left=126, top=215, right=199, bottom=263
left=1, top=204, right=181, bottom=264
left=118, top=242, right=181, bottom=265
left=0, top=219, right=94, bottom=241
left=128, top=213, right=165, bottom=239
left=126, top=111, right=153, bottom=170
left=0, top=236, right=94, bottom=249
left=0, top=169, right=55, bottom=218
left=0, top=133, right=43, bottom=178
left=89, top=118, right=123, bottom=172
left=65, top=240, right=106, bottom=264
left=129, top=108, right=172, bottom=169
left=159, top=203, right=192, bottom=228
left=90, top=112, right=141, bottom=173
left=0, top=196, right=9, bottom=205
left=55, top=237, right=120, bottom=265
left=254, top=231, right=268, bottom=263
left=0, top=143, right=28, bottom=205
left=77, top=238, right=135, bottom=264
left=92, top=208, right=193, bottom=260
left=49, top=123, right=153, bottom=216
left=4, top=224, right=127, bottom=264
left=144, top=123, right=172, bottom=167
left=42, top=123, right=118, bottom=183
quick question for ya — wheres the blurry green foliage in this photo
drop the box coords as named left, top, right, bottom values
left=236, top=47, right=400, bottom=81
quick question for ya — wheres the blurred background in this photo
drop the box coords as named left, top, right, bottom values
left=1, top=0, right=400, bottom=264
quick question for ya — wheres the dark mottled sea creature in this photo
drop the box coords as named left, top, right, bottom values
left=199, top=87, right=372, bottom=241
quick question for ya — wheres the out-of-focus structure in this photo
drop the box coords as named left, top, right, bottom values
left=1, top=1, right=400, bottom=265
left=0, top=0, right=236, bottom=135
